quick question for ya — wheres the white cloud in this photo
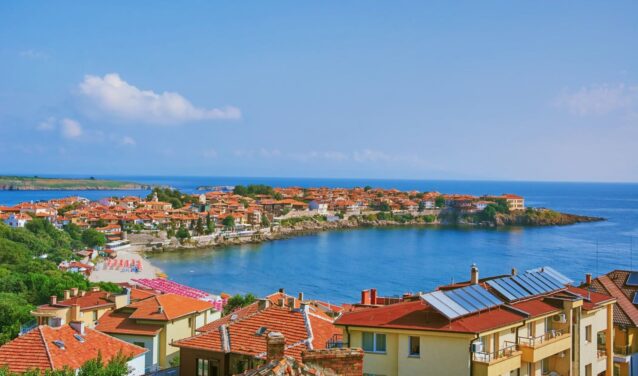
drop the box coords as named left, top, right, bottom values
left=77, top=73, right=241, bottom=124
left=120, top=136, right=136, bottom=146
left=556, top=84, right=637, bottom=116
left=61, top=118, right=82, bottom=139
left=20, top=49, right=49, bottom=60
left=37, top=117, right=56, bottom=131
left=202, top=148, right=218, bottom=158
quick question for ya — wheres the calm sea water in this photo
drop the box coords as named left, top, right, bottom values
left=2, top=176, right=637, bottom=303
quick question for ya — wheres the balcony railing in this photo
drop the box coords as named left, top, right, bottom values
left=614, top=344, right=632, bottom=356
left=518, top=330, right=565, bottom=347
left=597, top=349, right=607, bottom=359
left=326, top=334, right=345, bottom=349
left=472, top=342, right=519, bottom=363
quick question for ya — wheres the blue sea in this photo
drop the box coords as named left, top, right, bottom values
left=2, top=176, right=637, bottom=303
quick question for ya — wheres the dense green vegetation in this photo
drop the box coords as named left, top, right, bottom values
left=233, top=184, right=283, bottom=199
left=147, top=187, right=197, bottom=209
left=0, top=176, right=146, bottom=191
left=279, top=215, right=327, bottom=227
left=223, top=293, right=257, bottom=315
left=0, top=219, right=120, bottom=345
left=0, top=352, right=130, bottom=375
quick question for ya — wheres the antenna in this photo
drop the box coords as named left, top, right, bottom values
left=632, top=237, right=634, bottom=271
left=596, top=240, right=599, bottom=277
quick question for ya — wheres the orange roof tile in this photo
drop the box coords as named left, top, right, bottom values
left=127, top=293, right=214, bottom=321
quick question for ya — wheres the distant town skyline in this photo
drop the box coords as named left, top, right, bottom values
left=1, top=1, right=637, bottom=182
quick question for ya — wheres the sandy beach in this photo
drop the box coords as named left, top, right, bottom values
left=88, top=248, right=164, bottom=284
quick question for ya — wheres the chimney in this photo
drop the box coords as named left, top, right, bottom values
left=278, top=288, right=285, bottom=294
left=302, top=348, right=364, bottom=376
left=258, top=298, right=271, bottom=310
left=63, top=290, right=71, bottom=300
left=71, top=304, right=81, bottom=321
left=287, top=297, right=296, bottom=309
left=70, top=321, right=85, bottom=335
left=298, top=292, right=304, bottom=302
left=511, top=268, right=518, bottom=276
left=585, top=273, right=592, bottom=285
left=79, top=291, right=86, bottom=297
left=370, top=288, right=377, bottom=305
left=470, top=264, right=479, bottom=285
left=266, top=332, right=285, bottom=362
left=158, top=306, right=164, bottom=314
left=71, top=287, right=79, bottom=297
left=50, top=295, right=58, bottom=305
left=360, top=290, right=371, bottom=305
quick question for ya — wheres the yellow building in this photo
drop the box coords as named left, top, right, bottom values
left=31, top=286, right=128, bottom=328
left=95, top=293, right=220, bottom=373
left=336, top=266, right=614, bottom=376
left=588, top=270, right=638, bottom=376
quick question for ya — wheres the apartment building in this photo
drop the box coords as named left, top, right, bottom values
left=335, top=265, right=614, bottom=376
left=587, top=270, right=638, bottom=376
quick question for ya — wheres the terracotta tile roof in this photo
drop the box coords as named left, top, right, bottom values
left=566, top=286, right=616, bottom=311
left=129, top=287, right=159, bottom=302
left=0, top=325, right=145, bottom=373
left=588, top=273, right=638, bottom=325
left=589, top=270, right=636, bottom=326
left=127, top=293, right=214, bottom=321
left=56, top=291, right=114, bottom=310
left=176, top=305, right=341, bottom=361
left=95, top=311, right=162, bottom=336
left=510, top=298, right=561, bottom=318
left=335, top=299, right=526, bottom=334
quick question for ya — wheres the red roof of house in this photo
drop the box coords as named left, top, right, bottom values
left=0, top=325, right=146, bottom=373
left=95, top=311, right=162, bottom=336
left=335, top=299, right=525, bottom=334
left=127, top=293, right=214, bottom=321
left=175, top=304, right=340, bottom=361
left=48, top=291, right=115, bottom=311
left=589, top=270, right=638, bottom=326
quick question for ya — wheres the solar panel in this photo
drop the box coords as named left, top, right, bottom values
left=468, top=284, right=503, bottom=306
left=487, top=280, right=517, bottom=301
left=422, top=285, right=502, bottom=320
left=451, top=286, right=490, bottom=310
left=530, top=266, right=573, bottom=285
left=633, top=293, right=638, bottom=305
left=627, top=272, right=638, bottom=287
left=422, top=291, right=467, bottom=319
left=498, top=277, right=529, bottom=298
left=527, top=272, right=554, bottom=290
left=518, top=274, right=549, bottom=293
left=512, top=275, right=543, bottom=295
left=533, top=271, right=564, bottom=290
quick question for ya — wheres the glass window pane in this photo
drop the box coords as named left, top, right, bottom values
left=376, top=333, right=386, bottom=352
left=362, top=332, right=374, bottom=352
left=409, top=336, right=420, bottom=355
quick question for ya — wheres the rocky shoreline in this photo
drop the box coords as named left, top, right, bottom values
left=140, top=210, right=604, bottom=255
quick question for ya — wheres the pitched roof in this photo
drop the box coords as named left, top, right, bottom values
left=95, top=311, right=162, bottom=336
left=0, top=325, right=146, bottom=373
left=127, top=293, right=214, bottom=321
left=175, top=304, right=340, bottom=361
left=237, top=356, right=333, bottom=376
left=335, top=299, right=525, bottom=334
left=55, top=291, right=115, bottom=310
left=588, top=271, right=638, bottom=326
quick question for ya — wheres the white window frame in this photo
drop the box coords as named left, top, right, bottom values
left=362, top=332, right=387, bottom=353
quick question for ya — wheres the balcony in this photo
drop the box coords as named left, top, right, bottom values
left=472, top=343, right=522, bottom=376
left=518, top=330, right=571, bottom=363
left=614, top=344, right=632, bottom=357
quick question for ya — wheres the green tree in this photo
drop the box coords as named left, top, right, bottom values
left=435, top=196, right=445, bottom=208
left=176, top=227, right=190, bottom=241
left=260, top=215, right=270, bottom=228
left=81, top=229, right=106, bottom=248
left=222, top=215, right=235, bottom=229
left=223, top=293, right=256, bottom=315
left=196, top=218, right=204, bottom=235
left=418, top=201, right=426, bottom=212
left=0, top=293, right=33, bottom=345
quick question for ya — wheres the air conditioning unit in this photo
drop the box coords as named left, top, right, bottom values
left=553, top=313, right=567, bottom=323
left=471, top=342, right=483, bottom=353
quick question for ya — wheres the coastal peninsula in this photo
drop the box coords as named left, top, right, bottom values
left=0, top=176, right=151, bottom=190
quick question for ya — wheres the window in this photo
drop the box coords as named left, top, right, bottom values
left=362, top=332, right=386, bottom=353
left=197, top=359, right=209, bottom=376
left=585, top=363, right=592, bottom=376
left=585, top=325, right=592, bottom=343
left=133, top=341, right=145, bottom=348
left=408, top=336, right=420, bottom=357
left=92, top=311, right=98, bottom=321
left=542, top=358, right=549, bottom=373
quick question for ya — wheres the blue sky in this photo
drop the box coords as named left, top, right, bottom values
left=1, top=1, right=636, bottom=182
